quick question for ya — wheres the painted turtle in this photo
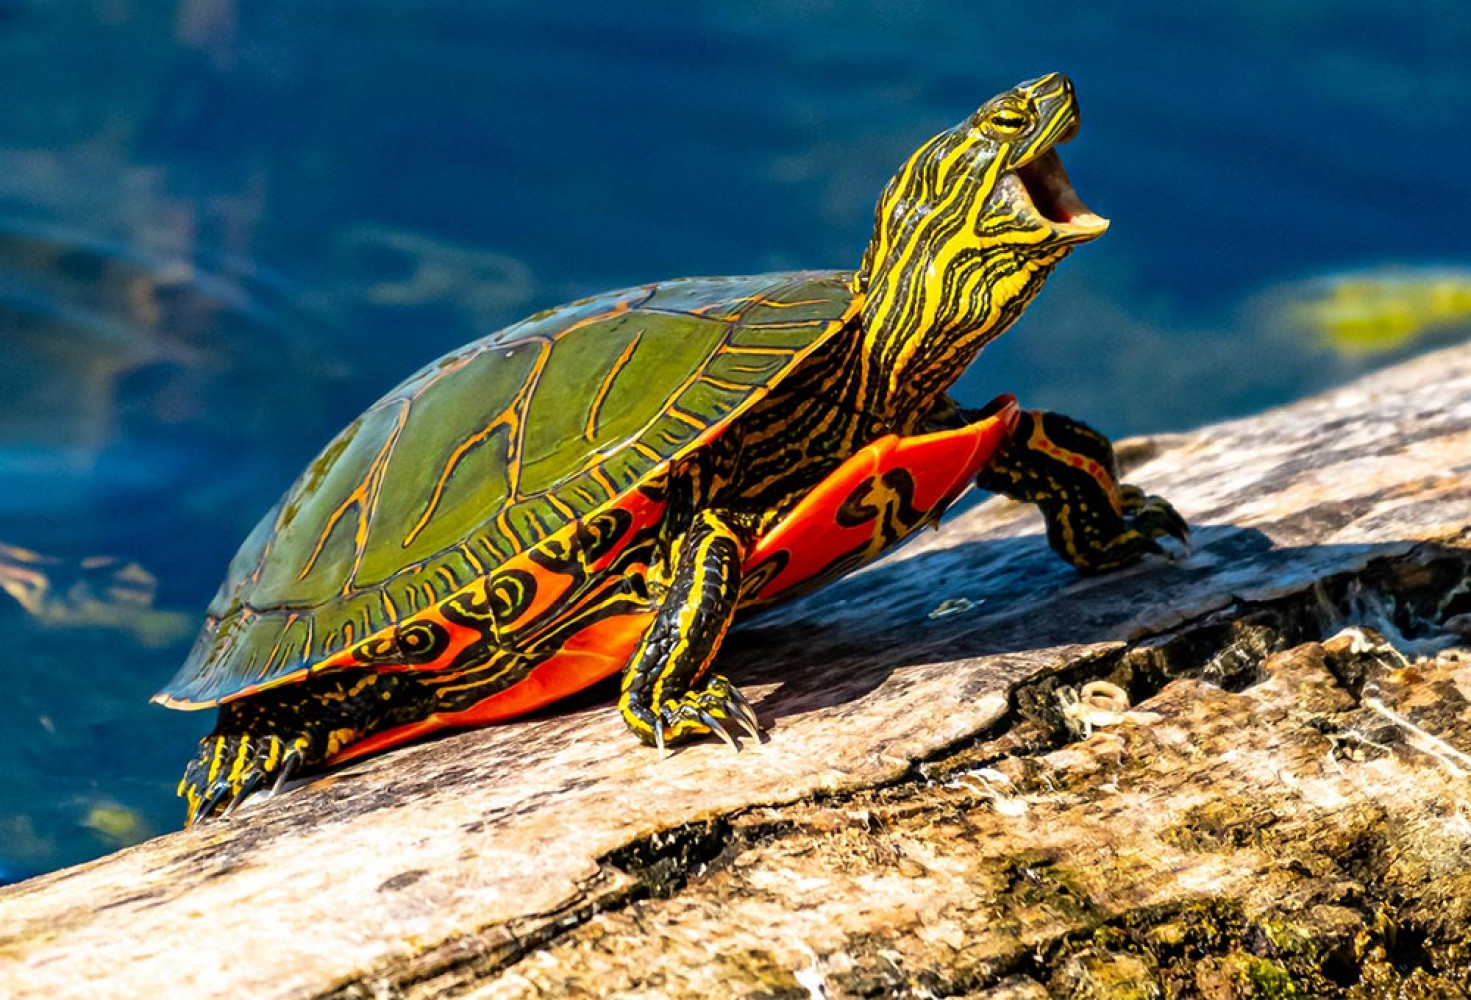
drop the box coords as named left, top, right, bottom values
left=157, top=74, right=1188, bottom=825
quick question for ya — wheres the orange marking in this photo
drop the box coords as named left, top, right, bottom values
left=588, top=466, right=619, bottom=498
left=744, top=395, right=1020, bottom=605
left=457, top=543, right=487, bottom=576
left=404, top=340, right=553, bottom=548
left=698, top=374, right=751, bottom=392
left=498, top=566, right=576, bottom=635
left=630, top=441, right=663, bottom=464
left=544, top=492, right=577, bottom=521
left=262, top=613, right=299, bottom=675
left=299, top=398, right=413, bottom=583
left=328, top=609, right=657, bottom=765
left=690, top=292, right=830, bottom=320
left=1028, top=420, right=1120, bottom=510
left=571, top=335, right=748, bottom=483
left=584, top=331, right=643, bottom=442
left=755, top=296, right=833, bottom=309
left=505, top=341, right=553, bottom=503
left=717, top=345, right=798, bottom=356
left=664, top=406, right=707, bottom=431
left=404, top=422, right=509, bottom=547
left=492, top=507, right=517, bottom=546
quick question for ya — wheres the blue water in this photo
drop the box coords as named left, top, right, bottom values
left=0, top=2, right=1467, bottom=875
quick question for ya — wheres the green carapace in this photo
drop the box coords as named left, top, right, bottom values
left=156, top=74, right=1188, bottom=825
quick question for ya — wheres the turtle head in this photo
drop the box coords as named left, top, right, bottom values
left=856, top=74, right=1108, bottom=416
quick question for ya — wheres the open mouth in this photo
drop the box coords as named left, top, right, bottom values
left=1009, top=148, right=1109, bottom=240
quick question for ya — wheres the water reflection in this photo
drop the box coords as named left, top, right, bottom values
left=0, top=220, right=344, bottom=557
left=1254, top=266, right=1471, bottom=359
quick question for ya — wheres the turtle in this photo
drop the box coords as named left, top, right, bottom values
left=156, top=74, right=1189, bottom=825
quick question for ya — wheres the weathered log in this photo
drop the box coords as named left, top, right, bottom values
left=3, top=342, right=1470, bottom=999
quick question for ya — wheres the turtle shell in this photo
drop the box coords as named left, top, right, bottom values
left=156, top=272, right=856, bottom=708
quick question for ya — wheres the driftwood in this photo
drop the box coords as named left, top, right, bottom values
left=3, top=341, right=1471, bottom=999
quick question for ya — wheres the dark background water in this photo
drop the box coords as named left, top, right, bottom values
left=1, top=1, right=1467, bottom=874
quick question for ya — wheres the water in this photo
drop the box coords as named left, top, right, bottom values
left=1, top=1, right=1467, bottom=874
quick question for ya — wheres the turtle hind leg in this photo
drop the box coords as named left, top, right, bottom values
left=180, top=722, right=314, bottom=828
left=179, top=671, right=435, bottom=826
left=618, top=509, right=763, bottom=751
left=180, top=688, right=331, bottom=827
left=976, top=409, right=1190, bottom=574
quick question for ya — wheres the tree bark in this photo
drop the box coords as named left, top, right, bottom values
left=4, top=342, right=1471, bottom=1000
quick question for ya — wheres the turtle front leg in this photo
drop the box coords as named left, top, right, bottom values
left=975, top=409, right=1189, bottom=573
left=619, top=509, right=762, bottom=750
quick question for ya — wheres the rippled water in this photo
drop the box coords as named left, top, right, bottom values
left=1, top=1, right=1467, bottom=875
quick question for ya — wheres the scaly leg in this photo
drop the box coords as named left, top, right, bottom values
left=180, top=671, right=435, bottom=826
left=976, top=409, right=1189, bottom=573
left=619, top=509, right=762, bottom=749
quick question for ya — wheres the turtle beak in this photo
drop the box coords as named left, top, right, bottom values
left=999, top=73, right=1108, bottom=243
left=994, top=103, right=1109, bottom=245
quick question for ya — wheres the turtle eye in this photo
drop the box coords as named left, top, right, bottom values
left=985, top=108, right=1032, bottom=138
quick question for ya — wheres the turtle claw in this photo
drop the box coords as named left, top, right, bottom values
left=1063, top=484, right=1192, bottom=574
left=191, top=782, right=230, bottom=827
left=639, top=674, right=764, bottom=751
left=726, top=687, right=763, bottom=740
left=179, top=733, right=313, bottom=827
left=1120, top=485, right=1191, bottom=560
left=270, top=749, right=303, bottom=796
left=221, top=771, right=265, bottom=819
left=699, top=709, right=739, bottom=750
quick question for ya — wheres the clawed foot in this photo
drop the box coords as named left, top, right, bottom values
left=180, top=733, right=311, bottom=827
left=1121, top=484, right=1191, bottom=557
left=1082, top=484, right=1190, bottom=573
left=631, top=674, right=763, bottom=753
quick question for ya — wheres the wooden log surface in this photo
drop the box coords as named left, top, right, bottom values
left=3, top=341, right=1471, bottom=999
